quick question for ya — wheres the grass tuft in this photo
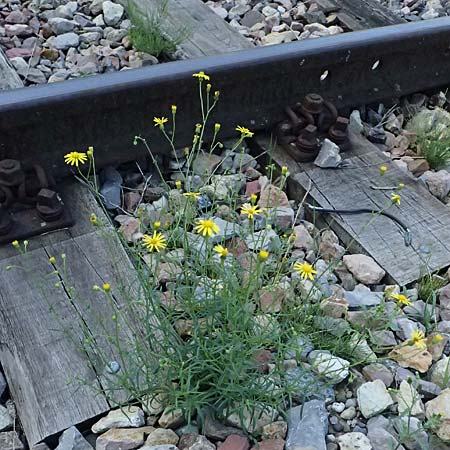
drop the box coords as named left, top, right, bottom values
left=415, top=130, right=450, bottom=170
left=126, top=0, right=190, bottom=58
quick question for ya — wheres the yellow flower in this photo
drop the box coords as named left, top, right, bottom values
left=103, top=283, right=111, bottom=292
left=214, top=90, right=220, bottom=100
left=183, top=192, right=201, bottom=200
left=391, top=193, right=401, bottom=205
left=142, top=231, right=167, bottom=252
left=380, top=165, right=387, bottom=175
left=250, top=194, right=258, bottom=204
left=431, top=334, right=444, bottom=344
left=259, top=250, right=269, bottom=261
left=281, top=166, right=288, bottom=176
left=390, top=292, right=412, bottom=306
left=214, top=123, right=221, bottom=133
left=11, top=240, right=19, bottom=249
left=409, top=329, right=427, bottom=349
left=171, top=105, right=177, bottom=113
left=206, top=83, right=212, bottom=93
left=64, top=151, right=88, bottom=167
left=195, top=123, right=202, bottom=133
left=236, top=125, right=254, bottom=138
left=49, top=256, right=56, bottom=264
left=293, top=261, right=318, bottom=281
left=154, top=221, right=161, bottom=229
left=153, top=117, right=168, bottom=128
left=194, top=218, right=220, bottom=237
left=398, top=183, right=405, bottom=190
left=89, top=213, right=97, bottom=224
left=213, top=244, right=229, bottom=258
left=241, top=203, right=263, bottom=219
left=193, top=71, right=210, bottom=81
left=175, top=180, right=182, bottom=189
left=87, top=147, right=94, bottom=157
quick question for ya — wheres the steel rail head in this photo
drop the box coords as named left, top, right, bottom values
left=1, top=18, right=450, bottom=174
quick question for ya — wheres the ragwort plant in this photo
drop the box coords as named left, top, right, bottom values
left=10, top=72, right=442, bottom=436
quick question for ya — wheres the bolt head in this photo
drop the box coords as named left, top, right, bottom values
left=0, top=159, right=24, bottom=186
left=37, top=188, right=59, bottom=207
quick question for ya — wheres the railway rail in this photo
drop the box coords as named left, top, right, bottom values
left=1, top=18, right=450, bottom=174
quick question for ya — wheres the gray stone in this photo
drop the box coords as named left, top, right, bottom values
left=362, top=363, right=394, bottom=387
left=54, top=1, right=78, bottom=19
left=226, top=404, right=278, bottom=433
left=141, top=446, right=178, bottom=450
left=404, top=300, right=440, bottom=323
left=349, top=110, right=364, bottom=134
left=26, top=68, right=47, bottom=84
left=10, top=57, right=28, bottom=77
left=0, top=432, right=25, bottom=450
left=51, top=32, right=80, bottom=50
left=245, top=228, right=281, bottom=252
left=49, top=17, right=77, bottom=34
left=425, top=170, right=450, bottom=198
left=286, top=401, right=328, bottom=450
left=203, top=412, right=244, bottom=441
left=146, top=428, right=179, bottom=446
left=242, top=10, right=265, bottom=28
left=178, top=433, right=215, bottom=450
left=103, top=1, right=124, bottom=26
left=406, top=107, right=450, bottom=138
left=430, top=355, right=450, bottom=388
left=91, top=406, right=145, bottom=433
left=367, top=425, right=404, bottom=450
left=79, top=31, right=102, bottom=44
left=285, top=366, right=335, bottom=403
left=393, top=416, right=429, bottom=450
left=344, top=289, right=383, bottom=310
left=0, top=372, right=6, bottom=397
left=100, top=181, right=121, bottom=210
left=0, top=405, right=13, bottom=431
left=158, top=407, right=185, bottom=429
left=5, top=24, right=33, bottom=37
left=392, top=317, right=426, bottom=341
left=56, top=426, right=93, bottom=450
left=314, top=139, right=341, bottom=168
left=357, top=380, right=394, bottom=418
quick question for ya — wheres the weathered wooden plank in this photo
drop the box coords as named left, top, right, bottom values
left=265, top=137, right=450, bottom=285
left=317, top=0, right=405, bottom=30
left=0, top=249, right=110, bottom=446
left=0, top=182, right=147, bottom=444
left=0, top=48, right=23, bottom=90
left=126, top=0, right=254, bottom=59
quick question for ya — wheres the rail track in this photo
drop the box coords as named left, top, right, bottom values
left=2, top=15, right=450, bottom=450
left=1, top=18, right=450, bottom=174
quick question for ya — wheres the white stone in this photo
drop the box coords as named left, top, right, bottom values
left=430, top=355, right=450, bottom=388
left=357, top=380, right=394, bottom=419
left=396, top=380, right=425, bottom=418
left=91, top=406, right=145, bottom=433
left=343, top=254, right=385, bottom=285
left=309, top=350, right=350, bottom=383
left=102, top=1, right=124, bottom=26
left=314, top=139, right=341, bottom=168
left=425, top=388, right=450, bottom=442
left=337, top=432, right=372, bottom=450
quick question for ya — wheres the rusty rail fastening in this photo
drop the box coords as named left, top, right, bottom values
left=0, top=159, right=73, bottom=244
left=276, top=93, right=349, bottom=162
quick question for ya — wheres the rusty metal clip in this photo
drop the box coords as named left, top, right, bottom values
left=0, top=159, right=73, bottom=244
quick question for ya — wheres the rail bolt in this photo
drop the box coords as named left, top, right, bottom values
left=329, top=116, right=349, bottom=143
left=36, top=188, right=64, bottom=221
left=302, top=93, right=324, bottom=115
left=0, top=207, right=12, bottom=236
left=297, top=124, right=319, bottom=153
left=0, top=159, right=25, bottom=187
